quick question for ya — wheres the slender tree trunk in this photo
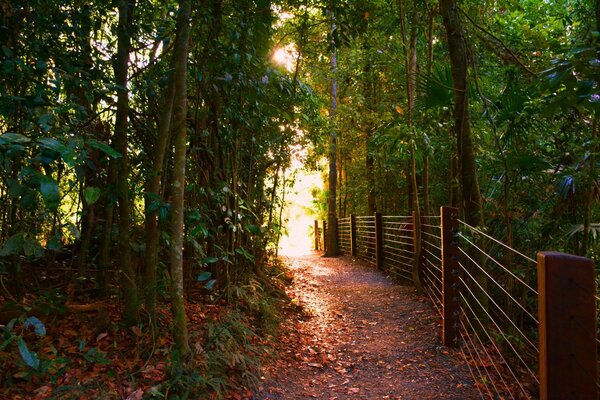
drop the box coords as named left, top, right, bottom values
left=325, top=4, right=339, bottom=257
left=169, top=0, right=192, bottom=357
left=144, top=29, right=179, bottom=320
left=440, top=0, right=484, bottom=227
left=406, top=8, right=423, bottom=293
left=582, top=115, right=598, bottom=255
left=114, top=0, right=138, bottom=325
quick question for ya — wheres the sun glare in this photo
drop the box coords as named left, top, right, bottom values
left=272, top=45, right=297, bottom=72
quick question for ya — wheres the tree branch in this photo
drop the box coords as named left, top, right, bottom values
left=458, top=6, right=536, bottom=77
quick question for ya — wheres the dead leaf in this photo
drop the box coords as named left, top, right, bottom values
left=96, top=332, right=109, bottom=342
left=125, top=389, right=143, bottom=400
left=307, top=362, right=323, bottom=369
left=131, top=326, right=143, bottom=337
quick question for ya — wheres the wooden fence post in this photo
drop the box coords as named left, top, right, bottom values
left=375, top=212, right=384, bottom=270
left=314, top=220, right=319, bottom=251
left=441, top=206, right=460, bottom=347
left=322, top=220, right=327, bottom=253
left=350, top=214, right=357, bottom=257
left=537, top=252, right=597, bottom=400
left=412, top=210, right=425, bottom=282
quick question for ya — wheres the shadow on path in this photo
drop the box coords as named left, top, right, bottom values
left=258, top=252, right=477, bottom=400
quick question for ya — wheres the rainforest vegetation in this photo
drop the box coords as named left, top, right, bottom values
left=0, top=0, right=598, bottom=398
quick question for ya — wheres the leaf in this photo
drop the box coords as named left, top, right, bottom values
left=0, top=233, right=24, bottom=256
left=87, top=139, right=121, bottom=159
left=202, top=256, right=219, bottom=264
left=18, top=338, right=40, bottom=370
left=395, top=105, right=404, bottom=115
left=204, top=279, right=217, bottom=290
left=197, top=271, right=212, bottom=282
left=131, top=326, right=143, bottom=337
left=0, top=132, right=30, bottom=145
left=38, top=113, right=54, bottom=132
left=39, top=175, right=60, bottom=211
left=84, top=186, right=101, bottom=205
left=23, top=317, right=46, bottom=337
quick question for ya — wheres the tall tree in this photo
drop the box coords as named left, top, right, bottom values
left=169, top=0, right=192, bottom=357
left=440, top=0, right=483, bottom=227
left=325, top=2, right=340, bottom=256
left=113, top=0, right=139, bottom=325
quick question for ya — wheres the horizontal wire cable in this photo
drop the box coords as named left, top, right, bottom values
left=458, top=246, right=539, bottom=325
left=459, top=270, right=540, bottom=384
left=459, top=329, right=489, bottom=400
left=459, top=309, right=514, bottom=399
left=458, top=219, right=536, bottom=264
left=458, top=232, right=538, bottom=296
left=458, top=259, right=539, bottom=355
left=422, top=239, right=442, bottom=252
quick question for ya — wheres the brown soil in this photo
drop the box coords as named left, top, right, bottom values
left=257, top=252, right=478, bottom=400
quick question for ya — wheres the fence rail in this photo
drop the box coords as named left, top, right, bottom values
left=313, top=208, right=598, bottom=399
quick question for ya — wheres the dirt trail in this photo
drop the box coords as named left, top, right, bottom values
left=258, top=252, right=477, bottom=400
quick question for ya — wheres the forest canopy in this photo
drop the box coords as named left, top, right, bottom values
left=0, top=0, right=598, bottom=397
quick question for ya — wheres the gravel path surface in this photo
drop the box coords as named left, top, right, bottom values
left=258, top=252, right=478, bottom=400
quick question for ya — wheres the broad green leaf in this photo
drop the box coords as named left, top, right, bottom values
left=22, top=237, right=43, bottom=258
left=84, top=186, right=101, bottom=205
left=0, top=132, right=30, bottom=145
left=39, top=175, right=60, bottom=211
left=18, top=338, right=40, bottom=370
left=197, top=271, right=212, bottom=281
left=204, top=279, right=217, bottom=290
left=23, top=317, right=46, bottom=336
left=0, top=233, right=24, bottom=256
left=87, top=139, right=122, bottom=159
left=38, top=113, right=54, bottom=132
left=202, top=256, right=219, bottom=264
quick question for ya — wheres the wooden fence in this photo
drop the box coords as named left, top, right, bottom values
left=314, top=206, right=598, bottom=399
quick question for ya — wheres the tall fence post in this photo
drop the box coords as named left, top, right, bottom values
left=350, top=214, right=357, bottom=257
left=375, top=212, right=384, bottom=270
left=314, top=220, right=319, bottom=251
left=440, top=206, right=460, bottom=347
left=412, top=210, right=425, bottom=281
left=322, top=220, right=327, bottom=253
left=537, top=252, right=597, bottom=400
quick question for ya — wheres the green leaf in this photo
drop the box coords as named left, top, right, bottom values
left=197, top=271, right=212, bottom=282
left=23, top=317, right=46, bottom=336
left=0, top=132, right=30, bottom=145
left=18, top=338, right=40, bottom=370
left=0, top=233, right=24, bottom=256
left=38, top=113, right=54, bottom=132
left=39, top=175, right=60, bottom=211
left=235, top=247, right=255, bottom=262
left=202, top=256, right=219, bottom=264
left=84, top=186, right=101, bottom=205
left=87, top=139, right=121, bottom=159
left=204, top=279, right=217, bottom=290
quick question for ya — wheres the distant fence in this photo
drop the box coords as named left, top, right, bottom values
left=314, top=206, right=598, bottom=399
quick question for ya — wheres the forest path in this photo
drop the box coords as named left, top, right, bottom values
left=257, top=252, right=478, bottom=400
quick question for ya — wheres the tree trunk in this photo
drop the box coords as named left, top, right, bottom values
left=169, top=0, right=192, bottom=357
left=440, top=0, right=484, bottom=227
left=405, top=8, right=423, bottom=293
left=144, top=24, right=179, bottom=320
left=325, top=4, right=339, bottom=257
left=113, top=0, right=139, bottom=325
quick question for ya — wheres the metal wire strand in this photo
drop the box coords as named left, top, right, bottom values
left=458, top=245, right=539, bottom=326
left=459, top=317, right=505, bottom=399
left=457, top=232, right=538, bottom=296
left=459, top=266, right=540, bottom=385
left=458, top=219, right=536, bottom=264
left=459, top=329, right=489, bottom=400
